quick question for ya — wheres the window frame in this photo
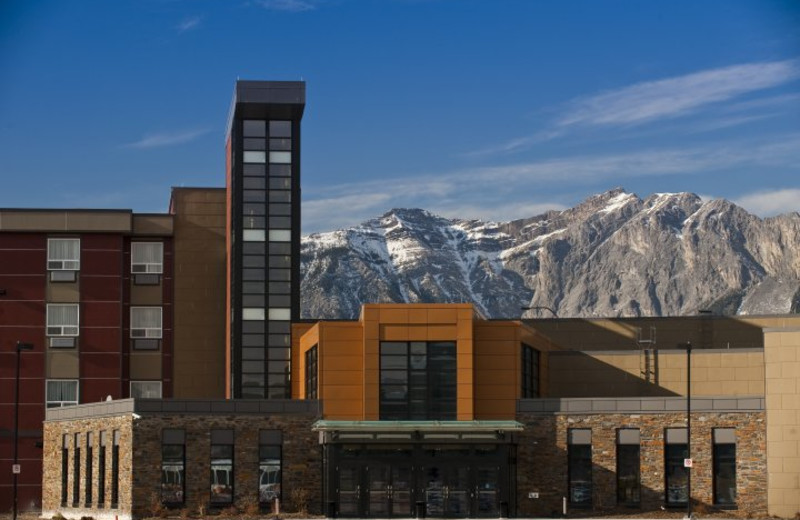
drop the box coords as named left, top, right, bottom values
left=161, top=429, right=186, bottom=507
left=130, top=306, right=163, bottom=339
left=210, top=430, right=235, bottom=506
left=46, top=304, right=80, bottom=337
left=616, top=429, right=641, bottom=506
left=131, top=242, right=164, bottom=274
left=712, top=428, right=737, bottom=507
left=46, top=379, right=79, bottom=408
left=47, top=238, right=80, bottom=271
left=521, top=343, right=540, bottom=398
left=259, top=430, right=282, bottom=510
left=130, top=381, right=163, bottom=399
left=568, top=428, right=593, bottom=508
left=305, top=345, right=318, bottom=399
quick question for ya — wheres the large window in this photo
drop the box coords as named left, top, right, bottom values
left=305, top=345, right=318, bottom=399
left=259, top=430, right=282, bottom=510
left=161, top=429, right=185, bottom=507
left=521, top=344, right=540, bottom=398
left=210, top=429, right=234, bottom=506
left=61, top=434, right=69, bottom=506
left=131, top=306, right=162, bottom=350
left=98, top=432, right=107, bottom=506
left=380, top=341, right=456, bottom=420
left=568, top=429, right=592, bottom=507
left=47, top=304, right=79, bottom=337
left=713, top=428, right=736, bottom=506
left=665, top=428, right=688, bottom=507
left=85, top=432, right=93, bottom=506
left=48, top=238, right=80, bottom=270
left=617, top=429, right=640, bottom=506
left=72, top=433, right=80, bottom=506
left=131, top=381, right=162, bottom=399
left=47, top=380, right=78, bottom=408
left=131, top=242, right=163, bottom=284
left=111, top=431, right=120, bottom=508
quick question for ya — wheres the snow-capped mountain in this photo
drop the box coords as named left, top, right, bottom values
left=300, top=188, right=800, bottom=319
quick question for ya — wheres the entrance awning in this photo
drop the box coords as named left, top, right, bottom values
left=313, top=420, right=523, bottom=443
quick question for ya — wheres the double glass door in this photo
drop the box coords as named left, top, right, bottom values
left=336, top=461, right=503, bottom=518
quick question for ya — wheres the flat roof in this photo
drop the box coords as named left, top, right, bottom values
left=226, top=80, right=306, bottom=138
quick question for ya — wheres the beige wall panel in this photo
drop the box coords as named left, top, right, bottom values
left=132, top=215, right=173, bottom=236
left=130, top=284, right=162, bottom=305
left=129, top=353, right=162, bottom=379
left=47, top=282, right=80, bottom=302
left=47, top=352, right=79, bottom=378
left=764, top=328, right=800, bottom=517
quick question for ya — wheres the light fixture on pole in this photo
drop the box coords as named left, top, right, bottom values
left=13, top=341, right=34, bottom=520
left=681, top=341, right=693, bottom=519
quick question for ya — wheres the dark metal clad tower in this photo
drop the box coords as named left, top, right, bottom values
left=225, top=80, right=305, bottom=399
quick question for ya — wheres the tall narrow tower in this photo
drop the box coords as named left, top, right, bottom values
left=225, top=80, right=305, bottom=399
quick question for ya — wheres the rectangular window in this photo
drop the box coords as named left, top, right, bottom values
left=85, top=432, right=93, bottom=506
left=244, top=151, right=266, bottom=163
left=131, top=307, right=162, bottom=338
left=111, top=431, right=120, bottom=508
left=665, top=428, right=688, bottom=507
left=521, top=344, right=540, bottom=398
left=568, top=429, right=592, bottom=507
left=243, top=120, right=266, bottom=137
left=268, top=308, right=290, bottom=321
left=47, top=380, right=79, bottom=408
left=48, top=238, right=80, bottom=270
left=269, top=120, right=291, bottom=137
left=259, top=430, right=282, bottom=509
left=268, top=230, right=291, bottom=242
left=210, top=430, right=234, bottom=506
left=269, top=151, right=291, bottom=164
left=617, top=429, right=640, bottom=506
left=243, top=308, right=266, bottom=320
left=98, top=432, right=107, bottom=506
left=131, top=242, right=163, bottom=274
left=47, top=304, right=79, bottom=337
left=72, top=433, right=81, bottom=506
left=244, top=229, right=266, bottom=242
left=713, top=428, right=736, bottom=506
left=161, top=429, right=185, bottom=506
left=380, top=341, right=456, bottom=420
left=305, top=345, right=318, bottom=399
left=130, top=381, right=163, bottom=399
left=61, top=434, right=69, bottom=506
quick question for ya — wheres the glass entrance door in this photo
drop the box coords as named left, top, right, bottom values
left=337, top=465, right=361, bottom=517
left=424, top=465, right=470, bottom=517
left=474, top=466, right=500, bottom=517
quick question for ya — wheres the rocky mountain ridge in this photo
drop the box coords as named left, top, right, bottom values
left=300, top=188, right=800, bottom=319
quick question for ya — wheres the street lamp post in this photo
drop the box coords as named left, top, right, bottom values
left=13, top=341, right=34, bottom=520
left=683, top=341, right=692, bottom=519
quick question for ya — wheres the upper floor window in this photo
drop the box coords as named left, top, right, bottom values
left=131, top=307, right=162, bottom=338
left=521, top=344, right=540, bottom=398
left=48, top=238, right=80, bottom=270
left=47, top=304, right=79, bottom=337
left=131, top=381, right=163, bottom=399
left=131, top=242, right=163, bottom=274
left=305, top=345, right=318, bottom=399
left=380, top=341, right=456, bottom=420
left=47, top=379, right=79, bottom=408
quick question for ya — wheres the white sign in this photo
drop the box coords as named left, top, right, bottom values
left=528, top=492, right=539, bottom=499
left=684, top=458, right=693, bottom=468
left=12, top=464, right=21, bottom=474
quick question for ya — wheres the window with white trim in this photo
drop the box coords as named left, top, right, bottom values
left=47, top=238, right=80, bottom=270
left=47, top=380, right=79, bottom=408
left=131, top=242, right=163, bottom=274
left=47, top=304, right=79, bottom=336
left=131, top=307, right=162, bottom=338
left=130, top=381, right=163, bottom=399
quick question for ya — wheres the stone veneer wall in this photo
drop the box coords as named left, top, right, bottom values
left=130, top=413, right=320, bottom=518
left=516, top=411, right=766, bottom=517
left=42, top=415, right=135, bottom=520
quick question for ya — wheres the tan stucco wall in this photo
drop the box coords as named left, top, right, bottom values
left=549, top=349, right=765, bottom=397
left=764, top=327, right=800, bottom=517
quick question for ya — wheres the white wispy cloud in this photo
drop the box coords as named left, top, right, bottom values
left=557, top=59, right=800, bottom=128
left=253, top=0, right=317, bottom=11
left=124, top=128, right=211, bottom=149
left=735, top=189, right=800, bottom=217
left=303, top=134, right=800, bottom=232
left=177, top=16, right=201, bottom=33
left=473, top=59, right=800, bottom=156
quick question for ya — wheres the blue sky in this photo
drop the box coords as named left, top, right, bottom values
left=1, top=0, right=799, bottom=233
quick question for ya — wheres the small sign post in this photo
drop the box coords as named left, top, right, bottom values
left=12, top=464, right=21, bottom=474
left=684, top=458, right=693, bottom=468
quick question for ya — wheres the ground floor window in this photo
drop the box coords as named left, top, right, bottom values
left=665, top=428, right=688, bottom=507
left=161, top=429, right=185, bottom=506
left=259, top=430, right=282, bottom=509
left=98, top=432, right=107, bottom=506
left=713, top=428, right=736, bottom=506
left=568, top=429, right=592, bottom=507
left=111, top=431, right=120, bottom=508
left=616, top=429, right=640, bottom=506
left=72, top=433, right=80, bottom=507
left=211, top=430, right=235, bottom=506
left=61, top=434, right=69, bottom=506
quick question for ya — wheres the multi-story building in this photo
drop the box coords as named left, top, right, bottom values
left=3, top=80, right=800, bottom=518
left=0, top=209, right=174, bottom=511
